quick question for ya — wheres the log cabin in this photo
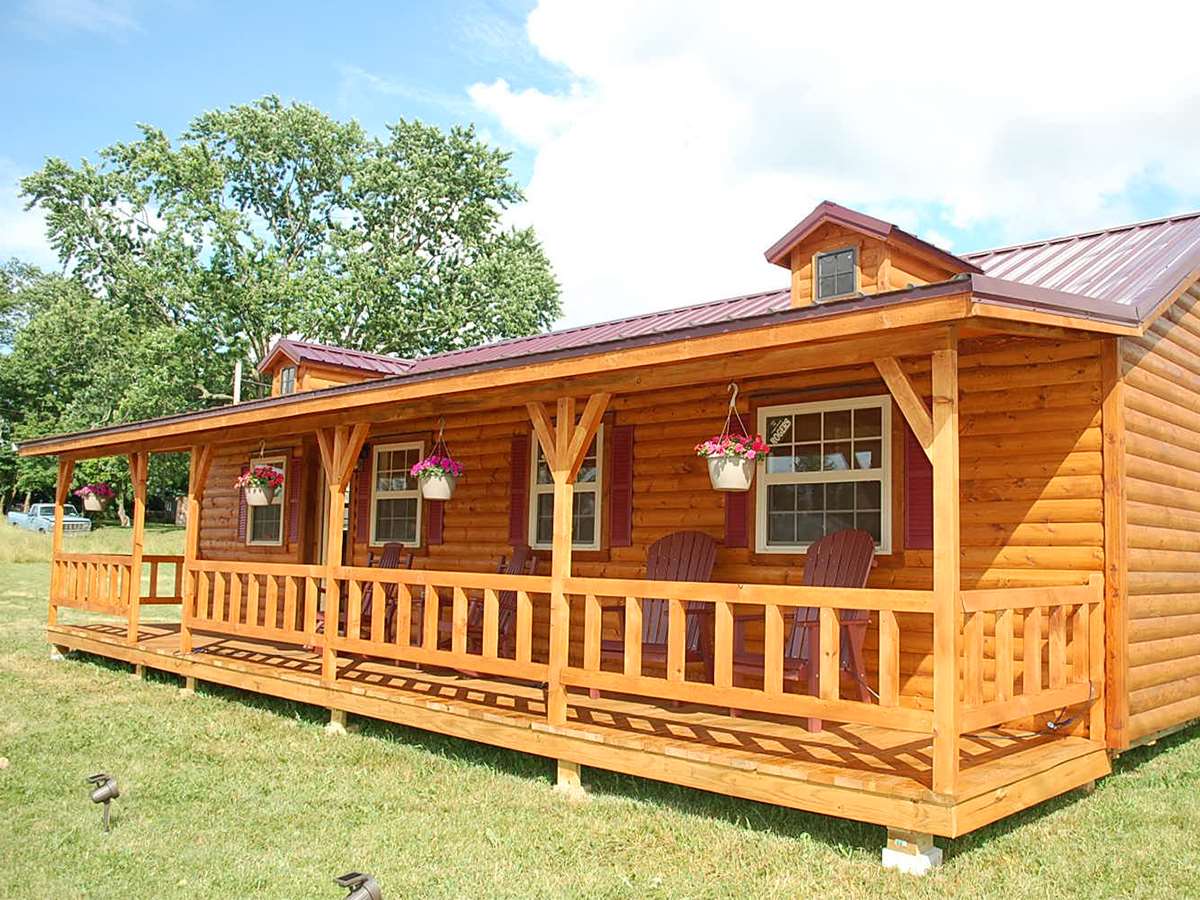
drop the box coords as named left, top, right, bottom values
left=23, top=200, right=1200, bottom=870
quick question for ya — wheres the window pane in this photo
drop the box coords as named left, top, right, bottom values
left=765, top=415, right=793, bottom=444
left=796, top=513, right=824, bottom=543
left=796, top=483, right=823, bottom=511
left=794, top=413, right=820, bottom=442
left=818, top=254, right=835, bottom=276
left=835, top=250, right=854, bottom=275
left=823, top=441, right=851, bottom=471
left=768, top=512, right=796, bottom=544
left=853, top=439, right=882, bottom=470
left=793, top=444, right=822, bottom=473
left=856, top=511, right=882, bottom=541
left=376, top=448, right=417, bottom=492
left=854, top=406, right=881, bottom=438
left=818, top=275, right=837, bottom=298
left=825, top=410, right=851, bottom=440
left=577, top=438, right=599, bottom=484
left=572, top=492, right=596, bottom=543
left=826, top=481, right=854, bottom=511
left=856, top=481, right=881, bottom=510
left=375, top=498, right=417, bottom=543
left=250, top=505, right=282, bottom=543
left=535, top=494, right=554, bottom=545
left=836, top=271, right=855, bottom=295
left=768, top=483, right=796, bottom=511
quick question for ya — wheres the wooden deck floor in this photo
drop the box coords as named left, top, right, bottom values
left=47, top=620, right=1110, bottom=838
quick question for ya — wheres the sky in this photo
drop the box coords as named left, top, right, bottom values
left=4, top=0, right=1200, bottom=329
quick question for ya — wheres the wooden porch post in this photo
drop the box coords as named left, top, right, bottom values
left=48, top=456, right=75, bottom=627
left=931, top=340, right=961, bottom=796
left=316, top=424, right=371, bottom=685
left=527, top=393, right=610, bottom=725
left=126, top=451, right=149, bottom=645
left=180, top=445, right=213, bottom=654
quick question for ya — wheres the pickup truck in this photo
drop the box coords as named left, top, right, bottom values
left=6, top=503, right=92, bottom=534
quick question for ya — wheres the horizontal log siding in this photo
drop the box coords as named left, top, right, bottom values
left=1121, top=285, right=1200, bottom=742
left=196, top=335, right=1104, bottom=706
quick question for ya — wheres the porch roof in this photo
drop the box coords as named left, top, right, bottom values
left=20, top=201, right=1200, bottom=459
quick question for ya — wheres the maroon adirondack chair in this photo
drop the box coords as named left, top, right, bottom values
left=593, top=531, right=718, bottom=697
left=732, top=528, right=875, bottom=729
left=311, top=543, right=412, bottom=645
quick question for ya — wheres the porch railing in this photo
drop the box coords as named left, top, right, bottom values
left=51, top=552, right=185, bottom=617
left=331, top=566, right=552, bottom=683
left=958, top=575, right=1104, bottom=736
left=189, top=560, right=325, bottom=646
left=560, top=576, right=936, bottom=733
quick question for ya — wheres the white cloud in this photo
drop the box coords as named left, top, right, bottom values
left=470, top=0, right=1200, bottom=326
left=0, top=159, right=56, bottom=269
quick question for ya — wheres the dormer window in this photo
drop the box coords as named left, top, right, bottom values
left=816, top=247, right=857, bottom=301
left=279, top=366, right=296, bottom=395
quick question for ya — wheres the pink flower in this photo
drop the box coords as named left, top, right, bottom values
left=695, top=433, right=771, bottom=461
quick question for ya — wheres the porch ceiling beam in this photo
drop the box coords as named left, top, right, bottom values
left=874, top=357, right=933, bottom=458
left=526, top=401, right=558, bottom=470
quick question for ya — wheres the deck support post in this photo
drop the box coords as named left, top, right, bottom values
left=127, top=451, right=149, bottom=645
left=553, top=759, right=587, bottom=800
left=180, top=675, right=197, bottom=696
left=931, top=338, right=962, bottom=797
left=132, top=663, right=145, bottom=680
left=48, top=456, right=75, bottom=629
left=316, top=424, right=371, bottom=686
left=326, top=707, right=348, bottom=735
left=180, top=444, right=213, bottom=655
left=882, top=828, right=942, bottom=875
left=527, top=392, right=611, bottom=726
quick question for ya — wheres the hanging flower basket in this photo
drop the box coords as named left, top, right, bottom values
left=695, top=384, right=769, bottom=492
left=235, top=465, right=284, bottom=506
left=411, top=454, right=463, bottom=501
left=74, top=483, right=115, bottom=512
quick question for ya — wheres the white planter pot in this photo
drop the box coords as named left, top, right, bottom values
left=420, top=472, right=457, bottom=501
left=707, top=456, right=755, bottom=492
left=81, top=494, right=110, bottom=512
left=244, top=484, right=278, bottom=507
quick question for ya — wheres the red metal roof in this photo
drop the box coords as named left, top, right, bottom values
left=260, top=339, right=413, bottom=376
left=964, top=210, right=1200, bottom=319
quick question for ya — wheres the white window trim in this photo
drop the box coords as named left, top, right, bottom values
left=813, top=245, right=859, bottom=302
left=755, top=395, right=891, bottom=555
left=246, top=454, right=287, bottom=547
left=368, top=441, right=424, bottom=548
left=529, top=424, right=604, bottom=551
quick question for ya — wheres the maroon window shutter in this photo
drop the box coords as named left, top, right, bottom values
left=904, top=424, right=933, bottom=550
left=426, top=501, right=444, bottom=545
left=508, top=433, right=531, bottom=546
left=286, top=454, right=303, bottom=544
left=608, top=424, right=635, bottom=547
left=354, top=446, right=373, bottom=543
left=236, top=465, right=249, bottom=542
left=724, top=492, right=749, bottom=548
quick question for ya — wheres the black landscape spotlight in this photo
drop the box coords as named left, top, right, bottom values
left=86, top=772, right=120, bottom=832
left=335, top=872, right=382, bottom=900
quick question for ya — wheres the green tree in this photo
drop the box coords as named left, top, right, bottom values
left=22, top=96, right=561, bottom=369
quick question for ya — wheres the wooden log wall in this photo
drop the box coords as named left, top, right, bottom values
left=1120, top=285, right=1200, bottom=743
left=196, top=334, right=1106, bottom=706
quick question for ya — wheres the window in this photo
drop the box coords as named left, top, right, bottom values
left=756, top=396, right=890, bottom=553
left=529, top=425, right=603, bottom=550
left=369, top=442, right=423, bottom=546
left=246, top=455, right=287, bottom=546
left=815, top=247, right=856, bottom=300
left=279, top=366, right=296, bottom=395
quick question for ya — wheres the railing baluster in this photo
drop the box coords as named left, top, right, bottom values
left=1071, top=602, right=1088, bottom=683
left=1049, top=604, right=1067, bottom=689
left=284, top=576, right=298, bottom=633
left=667, top=598, right=685, bottom=682
left=878, top=608, right=900, bottom=707
left=516, top=590, right=532, bottom=663
left=482, top=588, right=499, bottom=658
left=764, top=604, right=784, bottom=696
left=369, top=581, right=385, bottom=644
left=247, top=574, right=261, bottom=629
left=714, top=600, right=732, bottom=689
left=624, top=596, right=642, bottom=677
left=266, top=575, right=280, bottom=632
left=819, top=606, right=839, bottom=701
left=1023, top=606, right=1042, bottom=694
left=197, top=571, right=211, bottom=621
left=229, top=573, right=243, bottom=627
left=995, top=607, right=1014, bottom=702
left=304, top=577, right=318, bottom=639
left=345, top=578, right=362, bottom=639
left=451, top=586, right=468, bottom=654
left=213, top=570, right=227, bottom=624
left=395, top=583, right=412, bottom=648
left=423, top=586, right=439, bottom=649
left=149, top=561, right=160, bottom=600
left=583, top=593, right=600, bottom=672
left=964, top=610, right=984, bottom=705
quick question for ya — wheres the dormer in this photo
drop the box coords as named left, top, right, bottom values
left=259, top=339, right=412, bottom=396
left=764, top=201, right=981, bottom=308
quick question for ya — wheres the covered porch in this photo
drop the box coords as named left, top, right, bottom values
left=36, top=314, right=1113, bottom=852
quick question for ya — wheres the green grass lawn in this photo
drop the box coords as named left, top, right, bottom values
left=1, top=527, right=1198, bottom=897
